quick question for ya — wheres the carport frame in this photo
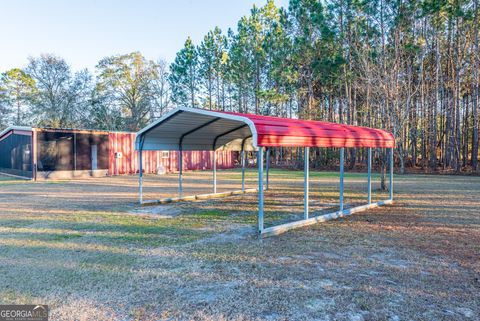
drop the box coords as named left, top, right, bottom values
left=138, top=111, right=258, bottom=205
left=258, top=146, right=394, bottom=237
left=136, top=107, right=395, bottom=236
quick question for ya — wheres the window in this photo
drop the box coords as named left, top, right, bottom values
left=161, top=151, right=169, bottom=159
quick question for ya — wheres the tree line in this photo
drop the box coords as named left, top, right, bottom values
left=0, top=53, right=171, bottom=132
left=169, top=0, right=479, bottom=173
left=1, top=0, right=479, bottom=173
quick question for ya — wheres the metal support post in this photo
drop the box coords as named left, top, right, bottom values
left=178, top=148, right=183, bottom=198
left=258, top=148, right=264, bottom=233
left=213, top=150, right=217, bottom=194
left=389, top=147, right=394, bottom=200
left=368, top=147, right=372, bottom=204
left=241, top=150, right=245, bottom=192
left=266, top=148, right=270, bottom=190
left=139, top=148, right=143, bottom=204
left=138, top=136, right=144, bottom=204
left=339, top=147, right=345, bottom=211
left=304, top=147, right=309, bottom=219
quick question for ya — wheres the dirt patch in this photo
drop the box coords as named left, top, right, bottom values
left=193, top=225, right=255, bottom=244
left=129, top=205, right=183, bottom=218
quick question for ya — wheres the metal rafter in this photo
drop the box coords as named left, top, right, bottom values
left=212, top=124, right=248, bottom=150
left=179, top=117, right=222, bottom=149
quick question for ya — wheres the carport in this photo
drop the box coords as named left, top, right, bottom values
left=135, top=107, right=395, bottom=236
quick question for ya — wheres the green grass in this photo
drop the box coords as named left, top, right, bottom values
left=191, top=210, right=230, bottom=219
left=218, top=167, right=391, bottom=180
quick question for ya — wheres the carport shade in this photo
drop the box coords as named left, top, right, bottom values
left=135, top=107, right=394, bottom=151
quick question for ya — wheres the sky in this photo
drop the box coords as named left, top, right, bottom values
left=1, top=0, right=289, bottom=73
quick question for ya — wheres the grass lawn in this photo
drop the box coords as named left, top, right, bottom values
left=0, top=169, right=478, bottom=320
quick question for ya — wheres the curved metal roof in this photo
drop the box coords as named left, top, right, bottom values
left=136, top=107, right=394, bottom=151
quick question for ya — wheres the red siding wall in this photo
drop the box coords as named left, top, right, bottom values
left=108, top=132, right=236, bottom=175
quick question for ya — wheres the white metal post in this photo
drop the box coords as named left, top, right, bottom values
left=178, top=149, right=183, bottom=198
left=389, top=147, right=394, bottom=200
left=368, top=147, right=372, bottom=204
left=266, top=148, right=270, bottom=190
left=213, top=150, right=217, bottom=194
left=304, top=147, right=309, bottom=219
left=241, top=150, right=245, bottom=192
left=339, top=147, right=345, bottom=211
left=258, top=148, right=264, bottom=233
left=139, top=148, right=143, bottom=204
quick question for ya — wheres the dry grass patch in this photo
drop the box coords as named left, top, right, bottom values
left=0, top=169, right=478, bottom=320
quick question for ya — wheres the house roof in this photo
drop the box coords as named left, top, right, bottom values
left=136, top=107, right=394, bottom=151
left=0, top=126, right=32, bottom=141
left=0, top=126, right=136, bottom=141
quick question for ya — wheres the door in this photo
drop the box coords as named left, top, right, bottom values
left=91, top=145, right=98, bottom=170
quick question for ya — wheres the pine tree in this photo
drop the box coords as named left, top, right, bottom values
left=169, top=37, right=199, bottom=108
left=198, top=27, right=227, bottom=110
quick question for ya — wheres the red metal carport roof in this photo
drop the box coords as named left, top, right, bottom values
left=222, top=111, right=394, bottom=148
left=136, top=107, right=394, bottom=150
